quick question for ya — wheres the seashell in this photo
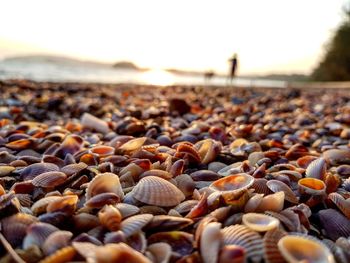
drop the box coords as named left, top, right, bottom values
left=319, top=209, right=350, bottom=241
left=42, top=155, right=65, bottom=168
left=175, top=173, right=195, bottom=197
left=244, top=193, right=264, bottom=213
left=221, top=224, right=263, bottom=263
left=22, top=222, right=59, bottom=249
left=73, top=233, right=103, bottom=246
left=250, top=178, right=272, bottom=195
left=325, top=173, right=341, bottom=194
left=73, top=242, right=151, bottom=263
left=115, top=203, right=140, bottom=219
left=169, top=159, right=185, bottom=177
left=98, top=204, right=122, bottom=231
left=263, top=228, right=287, bottom=263
left=10, top=180, right=35, bottom=194
left=89, top=145, right=115, bottom=157
left=296, top=155, right=318, bottom=169
left=322, top=239, right=349, bottom=263
left=175, top=142, right=202, bottom=164
left=20, top=163, right=60, bottom=181
left=267, top=180, right=298, bottom=204
left=219, top=245, right=246, bottom=263
left=190, top=170, right=220, bottom=181
left=323, top=149, right=350, bottom=165
left=0, top=184, right=5, bottom=196
left=126, top=231, right=147, bottom=253
left=139, top=205, right=167, bottom=215
left=200, top=222, right=222, bottom=263
left=195, top=139, right=222, bottom=164
left=40, top=246, right=76, bottom=263
left=148, top=231, right=194, bottom=257
left=81, top=112, right=109, bottom=134
left=278, top=235, right=335, bottom=263
left=120, top=213, right=153, bottom=237
left=0, top=192, right=21, bottom=218
left=174, top=200, right=199, bottom=215
left=86, top=172, right=124, bottom=201
left=42, top=230, right=73, bottom=256
left=275, top=170, right=302, bottom=181
left=337, top=165, right=350, bottom=177
left=208, top=161, right=227, bottom=173
left=31, top=196, right=62, bottom=215
left=209, top=173, right=254, bottom=200
left=131, top=176, right=185, bottom=207
left=104, top=230, right=127, bottom=244
left=118, top=137, right=147, bottom=153
left=305, top=157, right=327, bottom=180
left=217, top=162, right=243, bottom=177
left=32, top=171, right=67, bottom=188
left=328, top=192, right=350, bottom=219
left=298, top=178, right=326, bottom=196
left=248, top=151, right=265, bottom=166
left=242, top=213, right=280, bottom=232
left=0, top=151, right=16, bottom=164
left=84, top=192, right=121, bottom=209
left=139, top=169, right=173, bottom=180
left=0, top=213, right=38, bottom=247
left=38, top=211, right=70, bottom=227
left=60, top=162, right=87, bottom=177
left=5, top=138, right=34, bottom=150
left=0, top=165, right=15, bottom=177
left=147, top=242, right=172, bottom=263
left=146, top=215, right=193, bottom=232
left=46, top=195, right=78, bottom=214
left=343, top=178, right=350, bottom=192
left=255, top=191, right=285, bottom=213
left=185, top=191, right=208, bottom=218
left=285, top=143, right=309, bottom=160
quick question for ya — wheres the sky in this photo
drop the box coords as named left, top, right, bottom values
left=0, top=0, right=348, bottom=75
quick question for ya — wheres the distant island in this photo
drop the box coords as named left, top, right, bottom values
left=113, top=61, right=148, bottom=71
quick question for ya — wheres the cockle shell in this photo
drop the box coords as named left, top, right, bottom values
left=319, top=209, right=350, bottom=241
left=32, top=171, right=67, bottom=188
left=115, top=203, right=140, bottom=219
left=328, top=192, right=350, bottom=219
left=263, top=228, right=287, bottom=263
left=118, top=137, right=147, bottom=153
left=85, top=172, right=124, bottom=200
left=298, top=178, right=326, bottom=196
left=250, top=178, right=272, bottom=195
left=46, top=195, right=78, bottom=214
left=131, top=176, right=185, bottom=207
left=20, top=162, right=60, bottom=181
left=42, top=230, right=73, bottom=256
left=120, top=214, right=153, bottom=237
left=200, top=222, right=222, bottom=263
left=266, top=180, right=298, bottom=204
left=84, top=192, right=121, bottom=209
left=218, top=245, right=246, bottom=263
left=146, top=215, right=193, bottom=232
left=221, top=224, right=263, bottom=263
left=305, top=157, right=327, bottom=180
left=323, top=149, right=350, bottom=165
left=242, top=213, right=280, bottom=232
left=98, top=204, right=122, bottom=231
left=89, top=145, right=115, bottom=157
left=31, top=196, right=62, bottom=215
left=244, top=194, right=264, bottom=213
left=60, top=162, right=87, bottom=177
left=278, top=235, right=335, bottom=263
left=22, top=222, right=59, bottom=249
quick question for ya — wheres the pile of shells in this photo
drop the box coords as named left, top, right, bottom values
left=0, top=79, right=350, bottom=262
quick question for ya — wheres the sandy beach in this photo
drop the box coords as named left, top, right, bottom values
left=0, top=79, right=350, bottom=262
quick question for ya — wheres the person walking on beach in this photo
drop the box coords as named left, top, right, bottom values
left=228, top=53, right=238, bottom=84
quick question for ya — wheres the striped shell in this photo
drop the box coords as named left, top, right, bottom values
left=60, top=162, right=87, bottom=177
left=115, top=203, right=140, bottom=219
left=319, top=209, right=350, bottom=241
left=22, top=222, right=59, bottom=249
left=221, top=224, right=263, bottom=263
left=120, top=214, right=153, bottom=237
left=250, top=178, right=272, bottom=195
left=263, top=228, right=287, bottom=263
left=305, top=158, right=327, bottom=180
left=131, top=176, right=185, bottom=207
left=32, top=171, right=67, bottom=188
left=86, top=172, right=124, bottom=200
left=328, top=192, right=350, bottom=219
left=266, top=180, right=298, bottom=204
left=42, top=230, right=73, bottom=256
left=20, top=163, right=60, bottom=180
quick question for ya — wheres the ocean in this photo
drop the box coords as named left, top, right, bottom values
left=0, top=58, right=287, bottom=88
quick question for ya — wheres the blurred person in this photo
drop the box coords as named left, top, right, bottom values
left=228, top=53, right=238, bottom=84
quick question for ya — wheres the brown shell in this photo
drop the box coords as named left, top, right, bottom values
left=85, top=172, right=124, bottom=200
left=42, top=231, right=73, bottom=256
left=89, top=145, right=115, bottom=157
left=195, top=139, right=222, bottom=164
left=21, top=163, right=60, bottom=181
left=46, top=195, right=78, bottom=214
left=60, top=162, right=87, bottom=177
left=266, top=180, right=298, bottom=204
left=22, top=222, right=59, bottom=249
left=200, top=222, right=222, bottom=263
left=298, top=178, right=326, bottom=196
left=115, top=203, right=140, bottom=219
left=32, top=171, right=67, bottom=188
left=120, top=214, right=153, bottom=237
left=131, top=176, right=185, bottom=207
left=31, top=196, right=62, bottom=215
left=98, top=204, right=122, bottom=231
left=84, top=192, right=121, bottom=209
left=139, top=169, right=173, bottom=180
left=328, top=192, right=350, bottom=219
left=39, top=246, right=76, bottom=263
left=263, top=228, right=287, bottom=263
left=210, top=173, right=254, bottom=196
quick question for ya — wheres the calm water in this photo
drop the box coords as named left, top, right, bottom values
left=0, top=60, right=287, bottom=88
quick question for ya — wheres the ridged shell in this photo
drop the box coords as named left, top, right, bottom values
left=98, top=204, right=122, bottom=231
left=131, top=176, right=185, bottom=207
left=256, top=192, right=285, bottom=213
left=0, top=213, right=38, bottom=247
left=174, top=200, right=200, bottom=214
left=221, top=224, right=263, bottom=263
left=305, top=158, right=327, bottom=180
left=60, top=162, right=87, bottom=177
left=323, top=149, right=350, bottom=165
left=22, top=222, right=59, bottom=249
left=84, top=192, right=121, bottom=209
left=139, top=169, right=173, bottom=180
left=146, top=215, right=193, bottom=232
left=115, top=203, right=140, bottom=219
left=85, top=172, right=124, bottom=200
left=242, top=213, right=279, bottom=232
left=20, top=163, right=60, bottom=180
left=46, top=195, right=78, bottom=214
left=200, top=222, right=222, bottom=263
left=319, top=209, right=350, bottom=241
left=120, top=214, right=153, bottom=237
left=42, top=231, right=73, bottom=256
left=263, top=228, right=287, bottom=263
left=278, top=235, right=335, bottom=263
left=244, top=194, right=264, bottom=213
left=328, top=193, right=350, bottom=219
left=250, top=178, right=272, bottom=195
left=32, top=171, right=67, bottom=188
left=267, top=180, right=298, bottom=204
left=31, top=196, right=62, bottom=215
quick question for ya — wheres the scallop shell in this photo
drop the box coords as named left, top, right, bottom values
left=120, top=213, right=153, bottom=237
left=221, top=224, right=263, bottom=263
left=250, top=178, right=272, bottom=195
left=263, top=228, right=287, bottom=263
left=98, top=204, right=122, bottom=231
left=42, top=230, right=73, bottom=256
left=115, top=203, right=140, bottom=219
left=174, top=200, right=200, bottom=215
left=131, top=176, right=185, bottom=207
left=266, top=180, right=298, bottom=204
left=242, top=213, right=280, bottom=232
left=200, top=222, right=222, bottom=263
left=20, top=163, right=60, bottom=181
left=0, top=213, right=38, bottom=247
left=32, top=171, right=67, bottom=188
left=60, top=162, right=87, bottom=177
left=86, top=172, right=124, bottom=200
left=255, top=192, right=285, bottom=213
left=319, top=209, right=350, bottom=241
left=278, top=235, right=335, bottom=263
left=298, top=178, right=326, bottom=196
left=22, top=222, right=59, bottom=249
left=305, top=157, right=327, bottom=180
left=209, top=173, right=254, bottom=199
left=328, top=192, right=350, bottom=219
left=104, top=230, right=126, bottom=244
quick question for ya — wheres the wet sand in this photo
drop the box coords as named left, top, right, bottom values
left=0, top=79, right=350, bottom=262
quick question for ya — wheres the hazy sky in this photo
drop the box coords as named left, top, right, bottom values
left=0, top=0, right=348, bottom=74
